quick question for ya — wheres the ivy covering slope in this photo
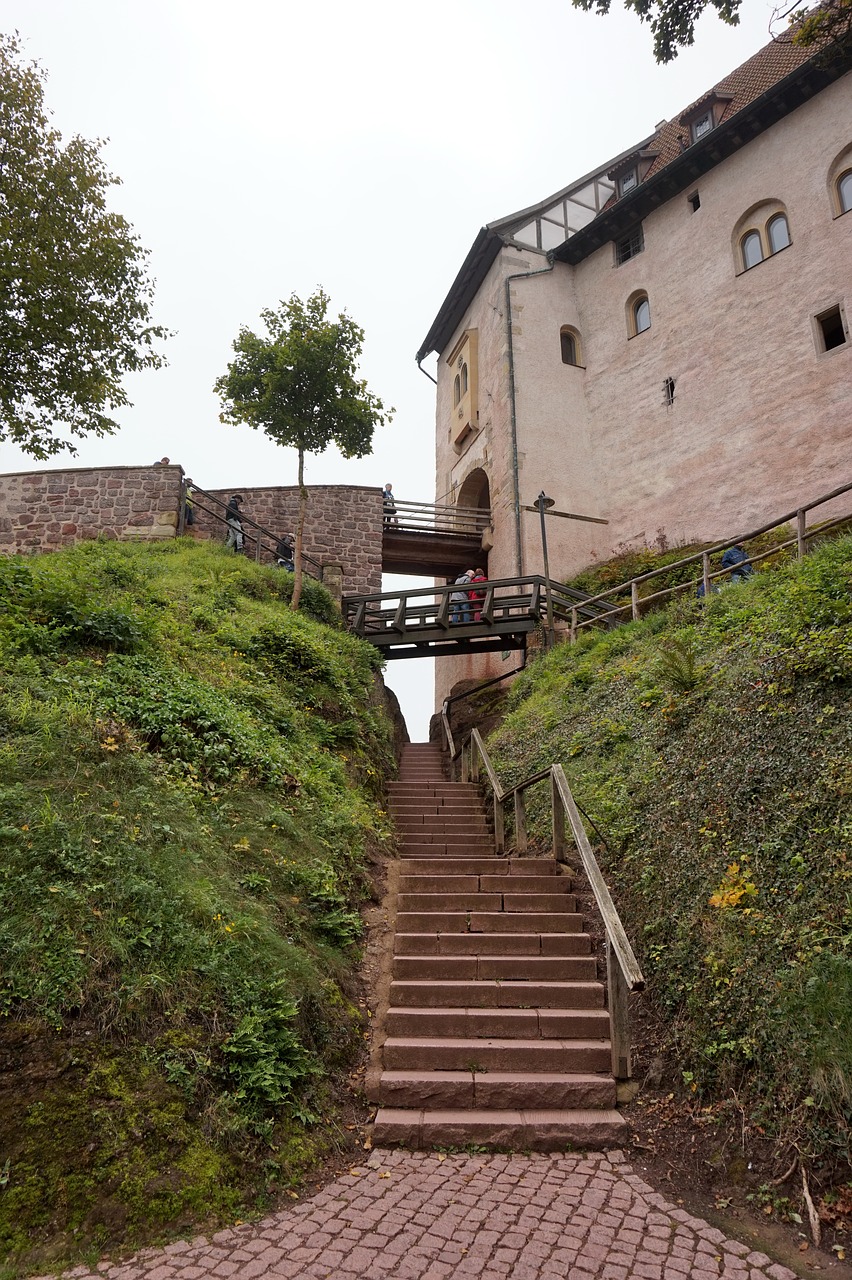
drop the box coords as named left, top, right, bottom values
left=489, top=535, right=852, bottom=1169
left=0, top=538, right=395, bottom=1274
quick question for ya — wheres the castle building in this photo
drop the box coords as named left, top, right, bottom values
left=416, top=28, right=852, bottom=706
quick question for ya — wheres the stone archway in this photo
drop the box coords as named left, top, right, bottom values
left=455, top=467, right=493, bottom=558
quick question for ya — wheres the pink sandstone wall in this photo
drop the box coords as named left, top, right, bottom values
left=195, top=485, right=383, bottom=598
left=0, top=465, right=183, bottom=552
left=0, top=467, right=384, bottom=601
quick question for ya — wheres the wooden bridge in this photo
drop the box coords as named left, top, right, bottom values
left=343, top=575, right=618, bottom=659
left=382, top=499, right=491, bottom=577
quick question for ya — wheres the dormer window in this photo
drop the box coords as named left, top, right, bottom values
left=691, top=112, right=712, bottom=142
left=619, top=168, right=638, bottom=196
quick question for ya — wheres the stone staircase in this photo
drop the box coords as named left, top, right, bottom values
left=371, top=742, right=627, bottom=1149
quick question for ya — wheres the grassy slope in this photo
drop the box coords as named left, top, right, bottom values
left=489, top=535, right=852, bottom=1171
left=0, top=538, right=396, bottom=1273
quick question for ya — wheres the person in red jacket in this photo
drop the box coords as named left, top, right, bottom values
left=468, top=567, right=487, bottom=622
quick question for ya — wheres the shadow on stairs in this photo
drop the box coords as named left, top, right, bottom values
left=368, top=741, right=627, bottom=1150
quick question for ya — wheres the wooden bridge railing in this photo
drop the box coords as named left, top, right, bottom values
left=385, top=498, right=491, bottom=537
left=456, top=727, right=644, bottom=1080
left=568, top=479, right=852, bottom=640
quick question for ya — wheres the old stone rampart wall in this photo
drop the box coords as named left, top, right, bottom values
left=0, top=467, right=384, bottom=599
left=0, top=465, right=183, bottom=553
left=195, top=485, right=383, bottom=597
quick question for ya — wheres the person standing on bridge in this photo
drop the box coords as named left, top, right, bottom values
left=468, top=567, right=487, bottom=622
left=382, top=482, right=397, bottom=525
left=450, top=570, right=473, bottom=623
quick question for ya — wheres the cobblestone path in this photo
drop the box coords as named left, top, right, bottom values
left=45, top=1149, right=800, bottom=1280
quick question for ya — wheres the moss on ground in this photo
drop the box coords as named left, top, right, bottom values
left=490, top=535, right=852, bottom=1174
left=0, top=538, right=396, bottom=1273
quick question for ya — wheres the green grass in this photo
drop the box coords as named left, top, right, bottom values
left=0, top=537, right=396, bottom=1271
left=490, top=534, right=852, bottom=1170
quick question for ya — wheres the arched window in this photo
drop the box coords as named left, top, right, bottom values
left=559, top=326, right=583, bottom=366
left=633, top=296, right=651, bottom=334
left=839, top=170, right=852, bottom=214
left=767, top=213, right=790, bottom=254
left=741, top=231, right=763, bottom=270
left=461, top=362, right=468, bottom=394
left=453, top=374, right=461, bottom=406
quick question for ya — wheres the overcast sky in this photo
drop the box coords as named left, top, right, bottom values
left=0, top=0, right=781, bottom=736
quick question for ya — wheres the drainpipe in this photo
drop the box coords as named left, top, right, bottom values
left=416, top=357, right=438, bottom=386
left=505, top=253, right=556, bottom=576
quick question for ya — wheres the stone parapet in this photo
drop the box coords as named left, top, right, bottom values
left=0, top=465, right=182, bottom=553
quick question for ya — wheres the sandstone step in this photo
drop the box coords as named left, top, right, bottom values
left=394, top=820, right=489, bottom=834
left=397, top=892, right=503, bottom=912
left=399, top=840, right=496, bottom=856
left=395, top=913, right=590, bottom=938
left=374, top=1071, right=616, bottom=1110
left=393, top=934, right=590, bottom=957
left=372, top=1107, right=627, bottom=1150
left=399, top=858, right=559, bottom=876
left=387, top=784, right=481, bottom=795
left=392, top=955, right=597, bottom=981
left=390, top=798, right=482, bottom=810
left=398, top=875, right=571, bottom=897
left=385, top=1007, right=611, bottom=1039
left=389, top=979, right=605, bottom=1007
left=382, top=1037, right=611, bottom=1072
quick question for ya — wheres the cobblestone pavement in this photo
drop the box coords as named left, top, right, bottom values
left=46, top=1149, right=800, bottom=1280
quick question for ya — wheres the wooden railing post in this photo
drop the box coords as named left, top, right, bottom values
left=607, top=940, right=632, bottom=1080
left=702, top=552, right=711, bottom=599
left=514, top=788, right=528, bottom=852
left=570, top=606, right=578, bottom=643
left=797, top=508, right=807, bottom=559
left=631, top=580, right=640, bottom=621
left=494, top=794, right=505, bottom=853
left=551, top=772, right=566, bottom=863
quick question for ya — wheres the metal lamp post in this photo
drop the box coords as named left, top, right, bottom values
left=536, top=490, right=556, bottom=648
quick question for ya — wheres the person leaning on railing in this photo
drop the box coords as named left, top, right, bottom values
left=468, top=567, right=487, bottom=621
left=721, top=542, right=753, bottom=583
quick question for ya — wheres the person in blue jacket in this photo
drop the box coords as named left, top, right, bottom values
left=721, top=542, right=753, bottom=583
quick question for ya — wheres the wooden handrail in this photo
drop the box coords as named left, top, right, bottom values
left=459, top=727, right=644, bottom=1079
left=568, top=480, right=852, bottom=637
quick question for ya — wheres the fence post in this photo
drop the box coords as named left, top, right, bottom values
left=702, top=552, right=711, bottom=599
left=551, top=772, right=566, bottom=863
left=461, top=743, right=469, bottom=784
left=607, top=941, right=632, bottom=1080
left=570, top=606, right=578, bottom=643
left=631, top=580, right=640, bottom=621
left=797, top=508, right=807, bottom=560
left=494, top=794, right=505, bottom=854
left=514, top=789, right=527, bottom=853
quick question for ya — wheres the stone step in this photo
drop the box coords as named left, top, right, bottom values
left=389, top=979, right=604, bottom=1007
left=399, top=858, right=559, bottom=876
left=387, top=784, right=481, bottom=795
left=398, top=875, right=571, bottom=896
left=385, top=1007, right=610, bottom=1039
left=390, top=798, right=483, bottom=811
left=395, top=913, right=590, bottom=937
left=394, top=820, right=489, bottom=834
left=394, top=934, right=590, bottom=957
left=396, top=893, right=578, bottom=914
left=399, top=840, right=496, bottom=856
left=372, top=1107, right=627, bottom=1151
left=374, top=1071, right=616, bottom=1110
left=382, top=1037, right=611, bottom=1072
left=392, top=955, right=597, bottom=981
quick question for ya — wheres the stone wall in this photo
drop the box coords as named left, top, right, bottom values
left=0, top=467, right=384, bottom=600
left=0, top=465, right=182, bottom=553
left=194, top=485, right=383, bottom=598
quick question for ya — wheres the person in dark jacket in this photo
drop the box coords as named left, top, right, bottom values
left=225, top=495, right=244, bottom=552
left=721, top=543, right=753, bottom=583
left=276, top=532, right=295, bottom=570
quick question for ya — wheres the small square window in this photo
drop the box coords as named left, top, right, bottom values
left=691, top=112, right=712, bottom=142
left=815, top=305, right=848, bottom=353
left=619, top=169, right=637, bottom=196
left=688, top=191, right=701, bottom=212
left=615, top=225, right=644, bottom=265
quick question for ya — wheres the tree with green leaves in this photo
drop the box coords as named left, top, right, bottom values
left=215, top=288, right=393, bottom=611
left=0, top=34, right=168, bottom=459
left=570, top=0, right=851, bottom=63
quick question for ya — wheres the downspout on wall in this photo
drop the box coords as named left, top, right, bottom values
left=504, top=254, right=556, bottom=577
